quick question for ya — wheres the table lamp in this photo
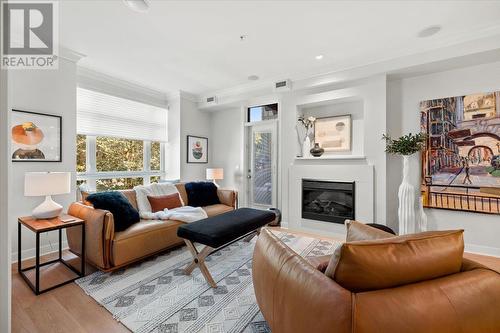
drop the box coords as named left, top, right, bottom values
left=206, top=168, right=223, bottom=187
left=24, top=172, right=71, bottom=219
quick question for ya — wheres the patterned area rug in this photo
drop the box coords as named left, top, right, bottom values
left=76, top=231, right=340, bottom=333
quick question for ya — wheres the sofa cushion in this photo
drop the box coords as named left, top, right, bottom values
left=86, top=191, right=140, bottom=232
left=147, top=193, right=183, bottom=212
left=112, top=219, right=184, bottom=266
left=202, top=204, right=234, bottom=217
left=334, top=230, right=464, bottom=292
left=185, top=181, right=220, bottom=207
left=325, top=220, right=394, bottom=278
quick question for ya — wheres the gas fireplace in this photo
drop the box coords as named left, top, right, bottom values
left=302, top=179, right=355, bottom=224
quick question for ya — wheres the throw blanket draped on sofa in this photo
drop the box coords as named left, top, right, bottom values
left=140, top=206, right=208, bottom=222
left=134, top=183, right=207, bottom=223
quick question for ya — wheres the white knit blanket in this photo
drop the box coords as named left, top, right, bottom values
left=133, top=183, right=207, bottom=223
left=140, top=206, right=208, bottom=223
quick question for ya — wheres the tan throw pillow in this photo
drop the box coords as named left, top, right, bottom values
left=345, top=220, right=395, bottom=242
left=147, top=193, right=183, bottom=212
left=324, top=220, right=394, bottom=278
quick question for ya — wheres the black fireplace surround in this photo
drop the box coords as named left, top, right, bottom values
left=302, top=179, right=355, bottom=224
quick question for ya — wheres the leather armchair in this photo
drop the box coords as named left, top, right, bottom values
left=252, top=228, right=500, bottom=333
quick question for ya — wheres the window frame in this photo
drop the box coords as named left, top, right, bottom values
left=77, top=135, right=165, bottom=191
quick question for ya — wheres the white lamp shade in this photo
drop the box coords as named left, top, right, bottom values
left=206, top=168, right=224, bottom=180
left=24, top=172, right=71, bottom=197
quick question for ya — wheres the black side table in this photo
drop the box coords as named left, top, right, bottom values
left=18, top=214, right=85, bottom=295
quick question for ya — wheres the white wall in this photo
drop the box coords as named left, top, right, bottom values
left=9, top=58, right=78, bottom=260
left=387, top=61, right=500, bottom=256
left=180, top=95, right=213, bottom=181
left=210, top=108, right=245, bottom=194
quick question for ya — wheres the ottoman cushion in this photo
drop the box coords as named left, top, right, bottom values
left=177, top=208, right=275, bottom=248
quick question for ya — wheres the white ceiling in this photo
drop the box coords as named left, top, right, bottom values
left=60, top=0, right=500, bottom=96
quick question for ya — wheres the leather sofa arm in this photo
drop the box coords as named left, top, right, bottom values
left=217, top=189, right=238, bottom=208
left=252, top=229, right=352, bottom=333
left=67, top=202, right=115, bottom=270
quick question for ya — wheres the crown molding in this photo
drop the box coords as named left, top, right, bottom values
left=78, top=66, right=169, bottom=107
left=196, top=33, right=500, bottom=108
left=58, top=46, right=86, bottom=63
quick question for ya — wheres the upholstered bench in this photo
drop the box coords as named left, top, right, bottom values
left=177, top=208, right=276, bottom=287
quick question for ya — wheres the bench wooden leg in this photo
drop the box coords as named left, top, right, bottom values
left=183, top=240, right=217, bottom=288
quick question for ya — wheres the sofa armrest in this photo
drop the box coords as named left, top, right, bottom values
left=67, top=202, right=115, bottom=270
left=253, top=229, right=352, bottom=333
left=217, top=189, right=238, bottom=208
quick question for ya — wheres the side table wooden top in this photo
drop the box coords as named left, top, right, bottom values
left=18, top=215, right=84, bottom=233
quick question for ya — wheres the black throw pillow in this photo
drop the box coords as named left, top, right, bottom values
left=185, top=182, right=221, bottom=207
left=86, top=191, right=140, bottom=232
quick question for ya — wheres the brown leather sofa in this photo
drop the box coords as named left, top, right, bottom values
left=253, top=228, right=500, bottom=333
left=66, top=183, right=237, bottom=271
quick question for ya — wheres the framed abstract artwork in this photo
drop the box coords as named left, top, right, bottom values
left=314, top=115, right=351, bottom=152
left=420, top=91, right=500, bottom=214
left=11, top=109, right=62, bottom=162
left=187, top=135, right=208, bottom=163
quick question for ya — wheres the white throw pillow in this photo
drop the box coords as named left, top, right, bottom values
left=133, top=183, right=180, bottom=214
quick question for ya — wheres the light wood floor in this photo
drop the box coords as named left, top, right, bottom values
left=11, top=228, right=500, bottom=333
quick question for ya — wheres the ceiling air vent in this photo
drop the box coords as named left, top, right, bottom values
left=274, top=79, right=292, bottom=92
left=206, top=96, right=218, bottom=105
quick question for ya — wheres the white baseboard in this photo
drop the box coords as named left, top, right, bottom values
left=465, top=243, right=500, bottom=258
left=11, top=241, right=69, bottom=263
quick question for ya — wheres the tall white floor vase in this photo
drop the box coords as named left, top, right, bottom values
left=417, top=196, right=428, bottom=232
left=398, top=155, right=416, bottom=235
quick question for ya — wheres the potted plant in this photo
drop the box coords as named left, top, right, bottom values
left=383, top=133, right=427, bottom=234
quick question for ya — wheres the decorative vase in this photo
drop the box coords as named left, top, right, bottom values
left=417, top=196, right=427, bottom=232
left=302, top=136, right=312, bottom=158
left=398, top=155, right=416, bottom=235
left=310, top=143, right=324, bottom=157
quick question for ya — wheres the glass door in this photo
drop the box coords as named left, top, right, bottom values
left=247, top=122, right=277, bottom=208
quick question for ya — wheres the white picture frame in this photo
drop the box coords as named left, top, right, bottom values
left=314, top=115, right=351, bottom=152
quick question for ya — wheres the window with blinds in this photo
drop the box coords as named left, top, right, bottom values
left=76, top=88, right=167, bottom=191
left=77, top=88, right=167, bottom=142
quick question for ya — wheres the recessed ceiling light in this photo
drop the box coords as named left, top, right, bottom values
left=315, top=55, right=324, bottom=60
left=248, top=75, right=259, bottom=81
left=417, top=25, right=442, bottom=38
left=123, top=0, right=149, bottom=13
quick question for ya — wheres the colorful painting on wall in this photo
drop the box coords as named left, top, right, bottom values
left=11, top=109, right=62, bottom=162
left=420, top=91, right=500, bottom=214
left=187, top=135, right=208, bottom=163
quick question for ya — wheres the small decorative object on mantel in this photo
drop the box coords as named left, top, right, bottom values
left=383, top=132, right=426, bottom=235
left=297, top=116, right=316, bottom=157
left=310, top=143, right=324, bottom=157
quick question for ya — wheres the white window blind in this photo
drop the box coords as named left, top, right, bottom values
left=77, top=88, right=168, bottom=142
